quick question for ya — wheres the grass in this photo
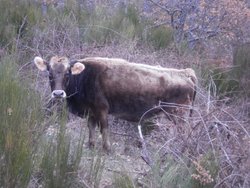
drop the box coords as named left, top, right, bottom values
left=0, top=55, right=43, bottom=187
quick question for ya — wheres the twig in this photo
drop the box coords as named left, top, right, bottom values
left=156, top=137, right=176, bottom=154
left=213, top=117, right=233, bottom=166
left=16, top=15, right=27, bottom=50
left=18, top=61, right=32, bottom=73
left=138, top=124, right=153, bottom=166
left=78, top=177, right=92, bottom=188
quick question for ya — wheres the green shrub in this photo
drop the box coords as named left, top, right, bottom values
left=201, top=43, right=250, bottom=98
left=201, top=62, right=240, bottom=98
left=0, top=55, right=43, bottom=187
left=209, top=68, right=240, bottom=97
left=145, top=25, right=174, bottom=50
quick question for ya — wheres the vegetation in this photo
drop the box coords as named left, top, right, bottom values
left=0, top=0, right=249, bottom=187
left=0, top=55, right=43, bottom=187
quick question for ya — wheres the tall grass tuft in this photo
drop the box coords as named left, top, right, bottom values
left=0, top=55, right=43, bottom=187
left=145, top=25, right=174, bottom=50
left=37, top=102, right=86, bottom=187
left=201, top=60, right=240, bottom=98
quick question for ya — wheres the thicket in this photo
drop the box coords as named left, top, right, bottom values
left=0, top=0, right=249, bottom=187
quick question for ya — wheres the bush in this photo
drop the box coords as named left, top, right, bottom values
left=145, top=25, right=174, bottom=50
left=201, top=43, right=250, bottom=98
left=201, top=61, right=240, bottom=98
left=0, top=55, right=43, bottom=187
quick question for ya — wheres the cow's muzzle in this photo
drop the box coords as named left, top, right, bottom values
left=51, top=90, right=66, bottom=98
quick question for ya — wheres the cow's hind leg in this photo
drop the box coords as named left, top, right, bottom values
left=88, top=116, right=97, bottom=149
left=99, top=110, right=110, bottom=153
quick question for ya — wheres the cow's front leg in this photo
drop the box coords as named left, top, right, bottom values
left=88, top=116, right=97, bottom=149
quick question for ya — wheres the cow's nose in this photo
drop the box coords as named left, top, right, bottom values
left=52, top=90, right=66, bottom=98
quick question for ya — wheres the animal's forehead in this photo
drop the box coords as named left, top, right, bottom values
left=49, top=56, right=70, bottom=71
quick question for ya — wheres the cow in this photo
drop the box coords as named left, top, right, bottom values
left=34, top=56, right=197, bottom=152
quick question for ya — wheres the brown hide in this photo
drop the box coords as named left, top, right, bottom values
left=78, top=57, right=197, bottom=122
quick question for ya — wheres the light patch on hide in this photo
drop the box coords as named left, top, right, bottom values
left=49, top=56, right=70, bottom=71
left=71, top=62, right=85, bottom=75
left=83, top=57, right=128, bottom=64
left=34, top=56, right=47, bottom=71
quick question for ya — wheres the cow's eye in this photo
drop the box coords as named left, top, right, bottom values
left=48, top=74, right=54, bottom=82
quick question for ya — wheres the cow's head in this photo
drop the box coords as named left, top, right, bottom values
left=34, top=56, right=85, bottom=99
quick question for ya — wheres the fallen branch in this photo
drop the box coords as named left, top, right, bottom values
left=138, top=124, right=153, bottom=166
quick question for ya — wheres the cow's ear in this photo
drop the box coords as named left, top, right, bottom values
left=34, top=56, right=47, bottom=71
left=71, top=62, right=85, bottom=75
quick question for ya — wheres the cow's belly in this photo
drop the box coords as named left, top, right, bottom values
left=108, top=96, right=160, bottom=122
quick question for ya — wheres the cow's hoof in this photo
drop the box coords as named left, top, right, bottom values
left=103, top=144, right=111, bottom=154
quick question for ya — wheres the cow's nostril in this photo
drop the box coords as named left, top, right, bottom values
left=52, top=90, right=66, bottom=98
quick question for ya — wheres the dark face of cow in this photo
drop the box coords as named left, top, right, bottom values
left=47, top=57, right=70, bottom=98
left=34, top=56, right=85, bottom=99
